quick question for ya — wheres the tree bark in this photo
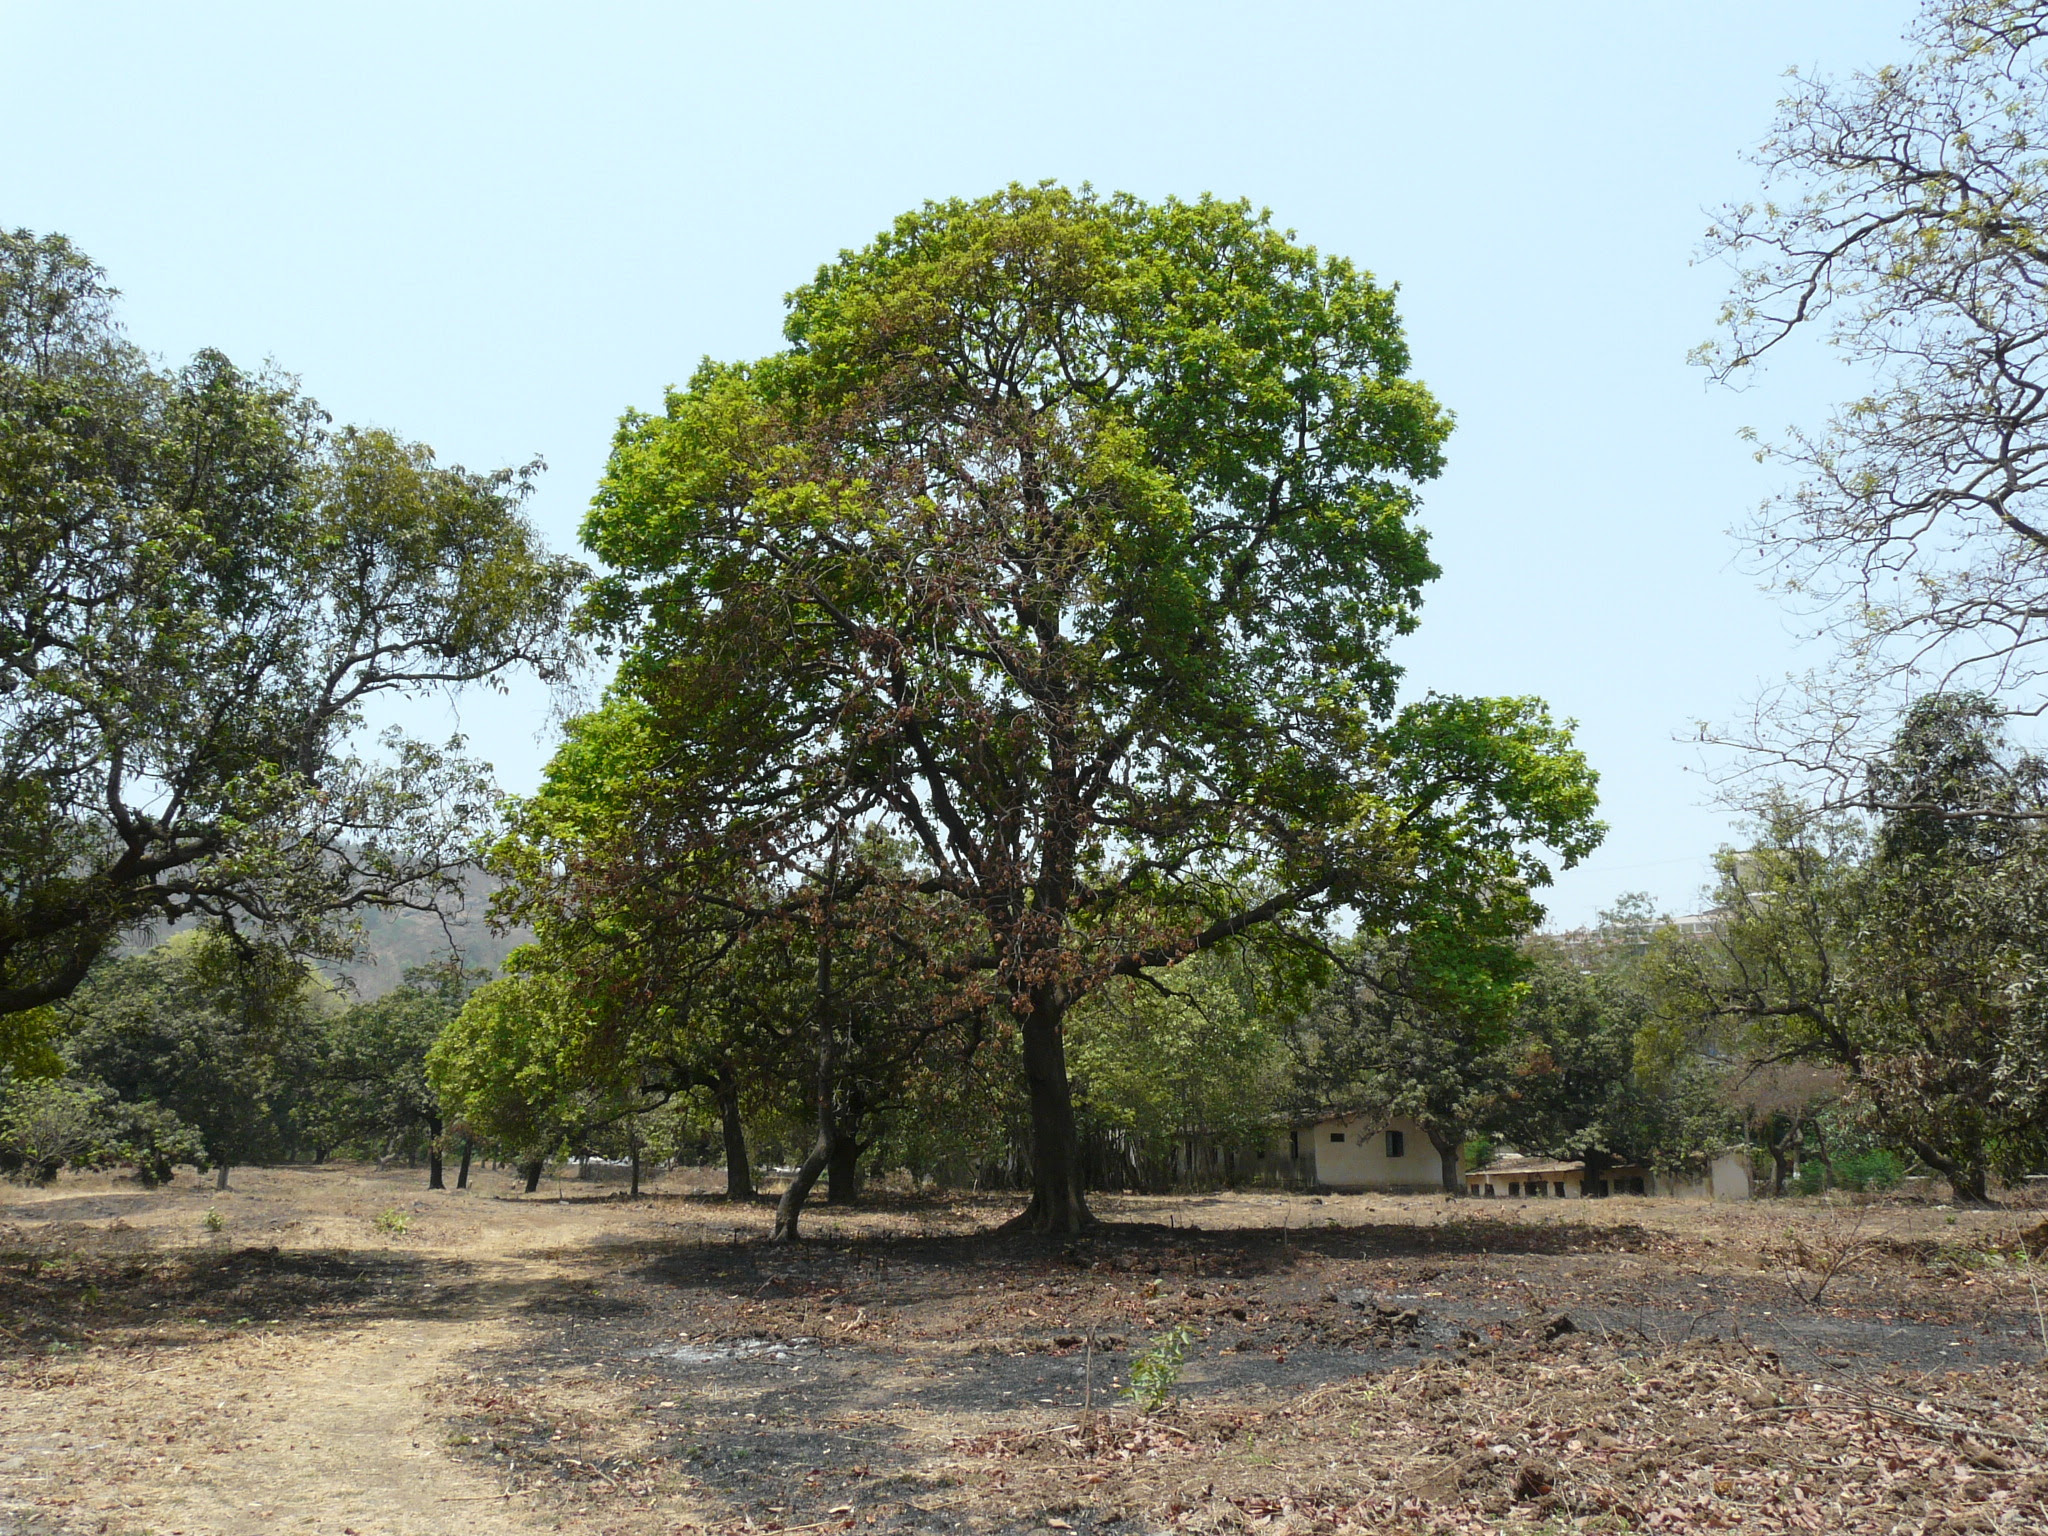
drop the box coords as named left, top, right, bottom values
left=717, top=1073, right=753, bottom=1199
left=1422, top=1123, right=1462, bottom=1194
left=214, top=1162, right=229, bottom=1192
left=628, top=1124, right=641, bottom=1199
left=427, top=1115, right=445, bottom=1190
left=456, top=1140, right=471, bottom=1190
left=772, top=1138, right=831, bottom=1243
left=1004, top=991, right=1093, bottom=1233
left=1909, top=1138, right=1991, bottom=1204
left=521, top=1158, right=544, bottom=1194
left=827, top=1090, right=865, bottom=1205
left=826, top=1136, right=862, bottom=1205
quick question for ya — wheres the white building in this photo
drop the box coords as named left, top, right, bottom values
left=1464, top=1148, right=1752, bottom=1201
left=1273, top=1110, right=1455, bottom=1192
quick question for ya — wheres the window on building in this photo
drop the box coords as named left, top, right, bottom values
left=1553, top=1181, right=1566, bottom=1197
left=1329, top=1131, right=1345, bottom=1143
left=1508, top=1181, right=1522, bottom=1197
left=1385, top=1129, right=1405, bottom=1158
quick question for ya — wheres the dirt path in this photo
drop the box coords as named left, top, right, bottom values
left=0, top=1168, right=610, bottom=1536
left=65, top=1313, right=551, bottom=1536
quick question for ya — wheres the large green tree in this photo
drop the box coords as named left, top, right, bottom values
left=60, top=934, right=323, bottom=1187
left=576, top=185, right=1601, bottom=1231
left=0, top=229, right=583, bottom=1016
left=1067, top=947, right=1294, bottom=1191
left=490, top=704, right=998, bottom=1237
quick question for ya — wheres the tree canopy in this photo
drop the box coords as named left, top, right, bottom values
left=0, top=229, right=584, bottom=1017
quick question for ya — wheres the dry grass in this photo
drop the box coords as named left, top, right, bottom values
left=1, top=1168, right=2045, bottom=1534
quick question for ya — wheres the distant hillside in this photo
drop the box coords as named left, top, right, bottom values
left=124, top=866, right=532, bottom=998
left=329, top=875, right=533, bottom=997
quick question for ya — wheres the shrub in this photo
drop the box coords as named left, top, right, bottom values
left=112, top=1101, right=205, bottom=1186
left=1793, top=1150, right=1904, bottom=1195
left=1834, top=1150, right=1904, bottom=1192
left=0, top=1078, right=122, bottom=1183
left=0, top=1075, right=206, bottom=1185
left=1124, top=1324, right=1196, bottom=1414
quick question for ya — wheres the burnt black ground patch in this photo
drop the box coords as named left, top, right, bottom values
left=441, top=1208, right=2048, bottom=1532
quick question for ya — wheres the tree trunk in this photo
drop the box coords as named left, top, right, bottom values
left=456, top=1141, right=471, bottom=1190
left=1809, top=1116, right=1838, bottom=1189
left=718, top=1074, right=753, bottom=1199
left=1421, top=1123, right=1462, bottom=1193
left=1910, top=1138, right=1991, bottom=1204
left=826, top=1138, right=862, bottom=1205
left=521, top=1158, right=544, bottom=1194
left=427, top=1115, right=445, bottom=1190
left=1767, top=1120, right=1800, bottom=1197
left=827, top=1092, right=865, bottom=1205
left=214, top=1162, right=229, bottom=1192
left=629, top=1125, right=641, bottom=1199
left=772, top=1137, right=831, bottom=1242
left=775, top=865, right=844, bottom=1245
left=1004, top=992, right=1093, bottom=1233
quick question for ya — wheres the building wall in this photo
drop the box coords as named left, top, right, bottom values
left=1307, top=1113, right=1449, bottom=1191
left=1710, top=1150, right=1752, bottom=1201
left=1467, top=1169, right=1586, bottom=1198
left=1647, top=1152, right=1753, bottom=1201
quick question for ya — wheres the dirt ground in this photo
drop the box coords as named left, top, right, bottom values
left=2, top=1167, right=2045, bottom=1535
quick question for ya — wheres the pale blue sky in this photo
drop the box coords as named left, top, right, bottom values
left=3, top=2, right=1913, bottom=926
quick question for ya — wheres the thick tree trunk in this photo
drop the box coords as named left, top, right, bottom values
left=427, top=1115, right=445, bottom=1190
left=718, top=1076, right=753, bottom=1199
left=1004, top=993, right=1093, bottom=1233
left=827, top=1092, right=865, bottom=1205
left=1422, top=1124, right=1462, bottom=1193
left=826, top=1136, right=862, bottom=1205
left=521, top=1158, right=544, bottom=1194
left=1910, top=1138, right=1991, bottom=1204
left=456, top=1141, right=471, bottom=1190
left=214, top=1162, right=229, bottom=1192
